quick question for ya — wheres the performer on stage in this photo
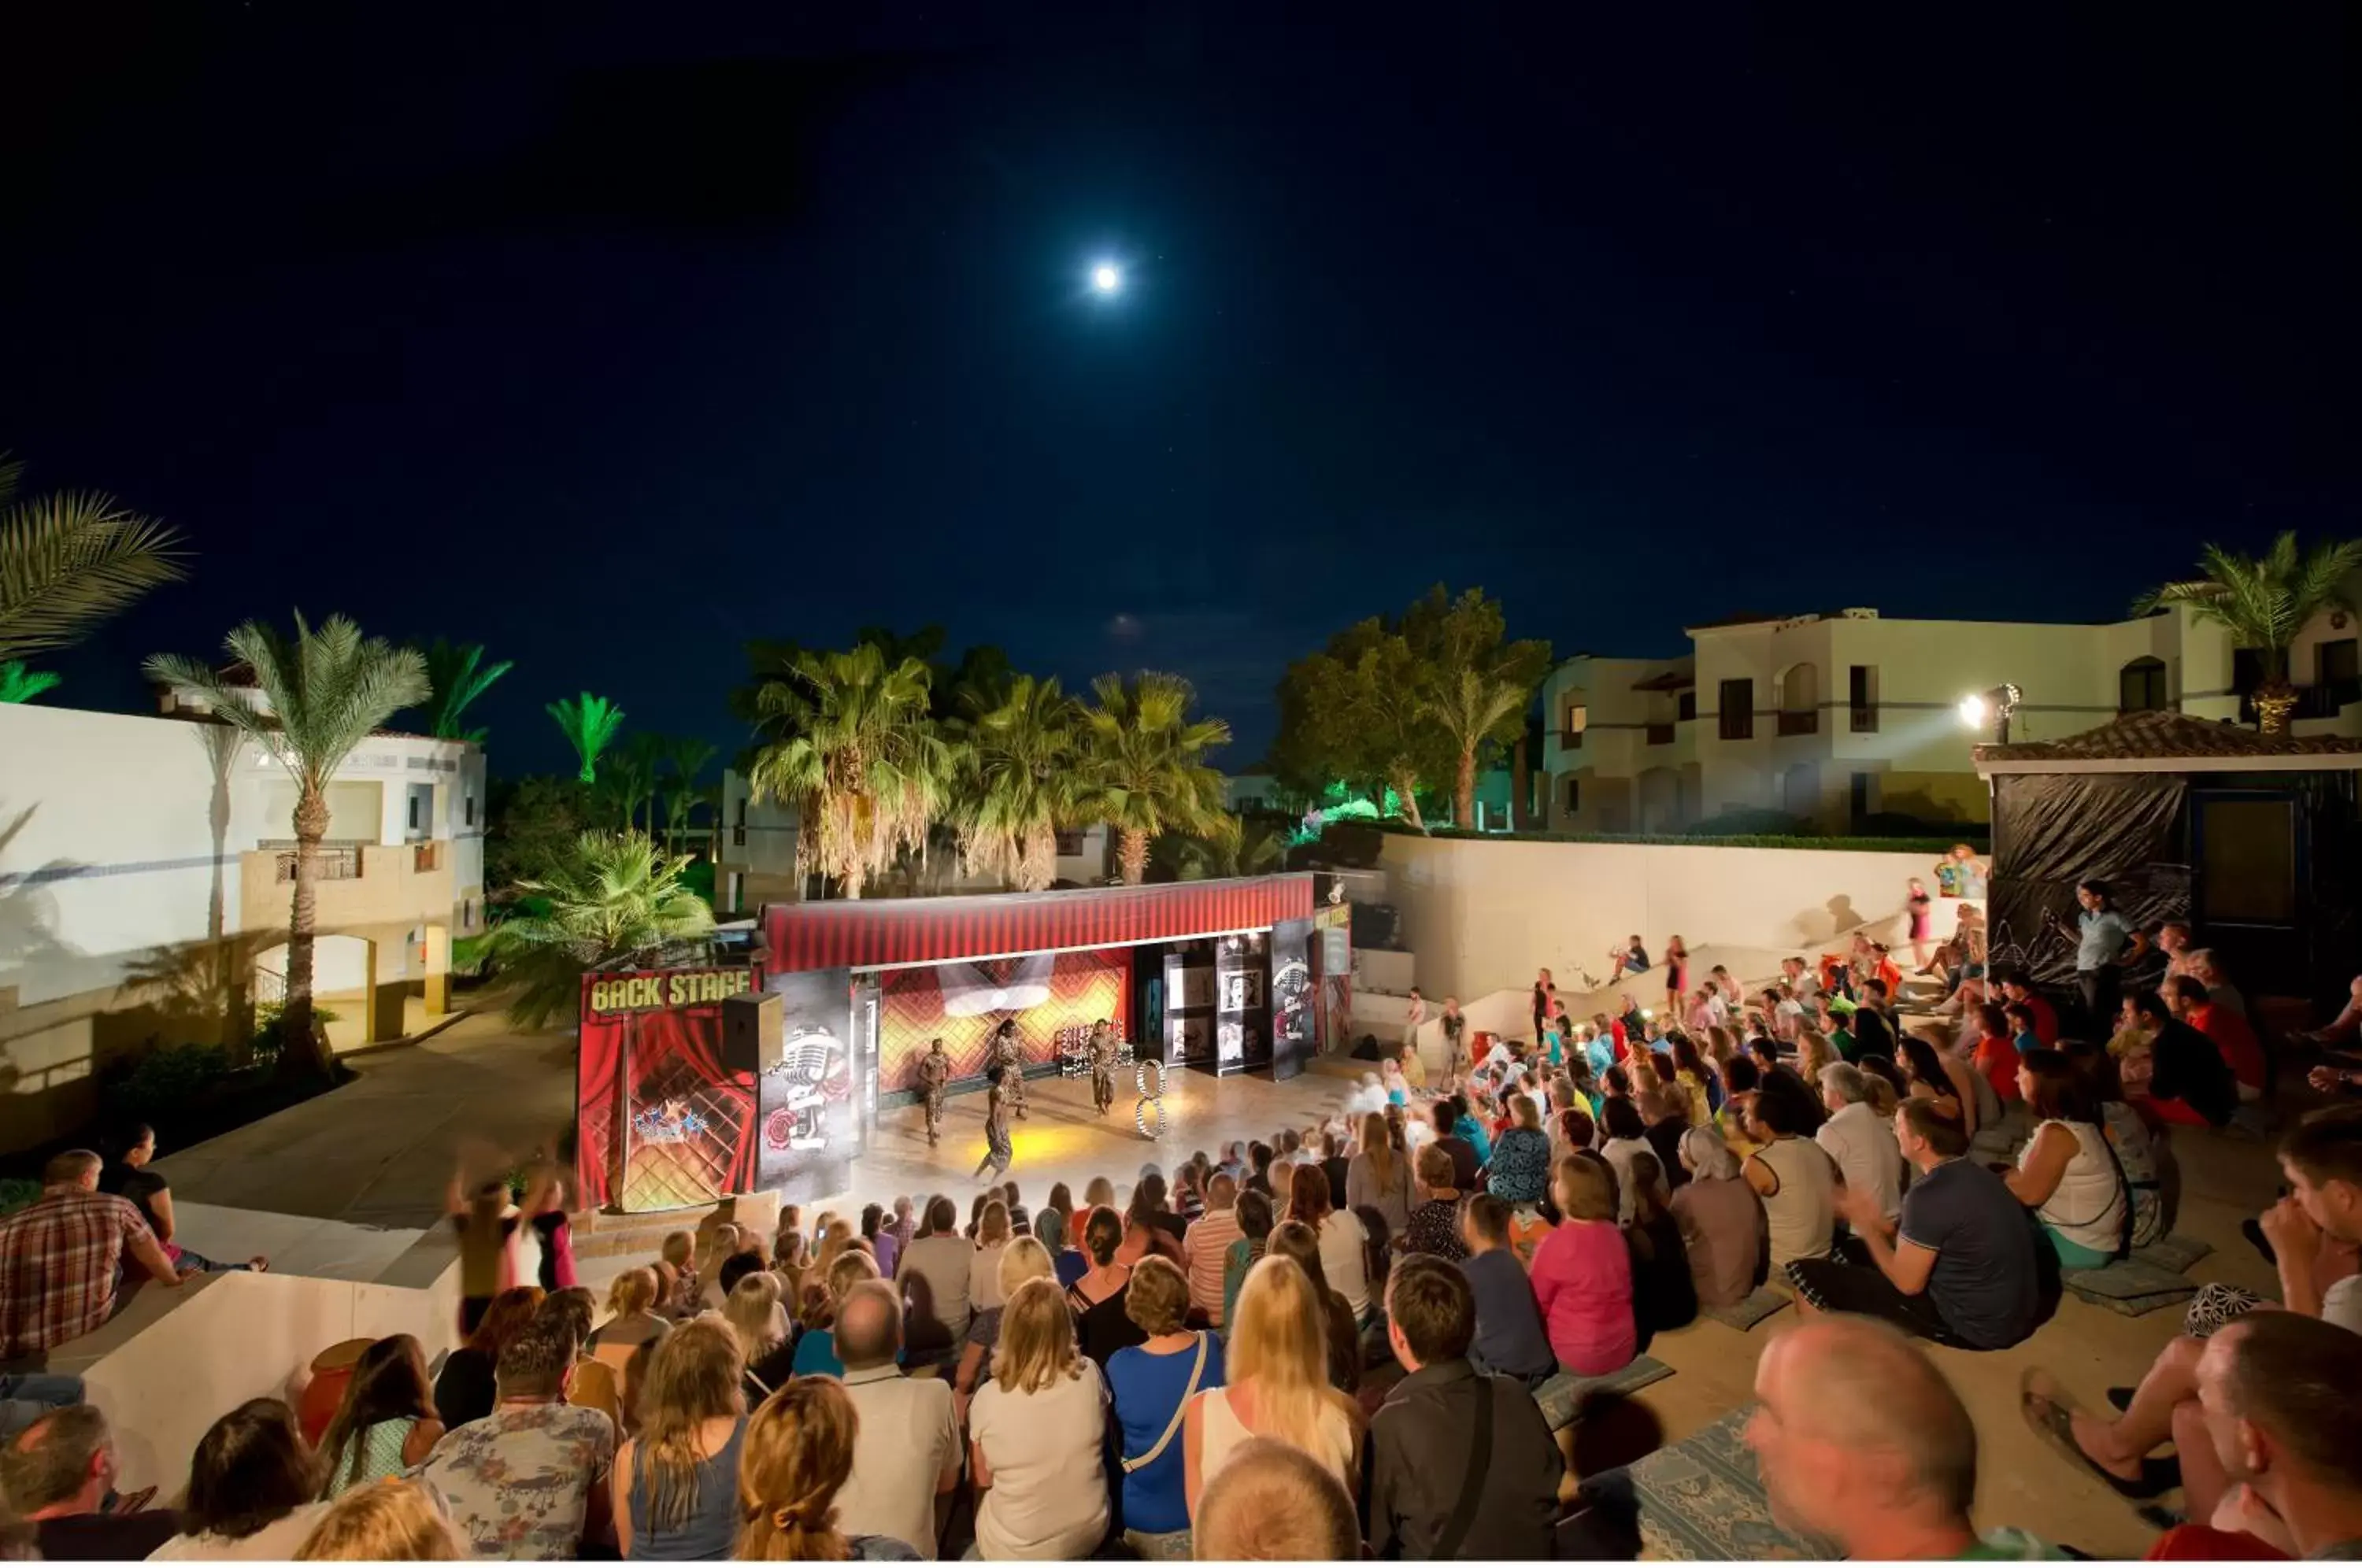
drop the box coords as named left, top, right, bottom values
left=1088, top=1019, right=1117, bottom=1115
left=916, top=1037, right=952, bottom=1147
left=972, top=1065, right=1013, bottom=1182
left=990, top=1019, right=1028, bottom=1120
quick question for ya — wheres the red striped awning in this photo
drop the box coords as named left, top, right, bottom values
left=761, top=875, right=1316, bottom=974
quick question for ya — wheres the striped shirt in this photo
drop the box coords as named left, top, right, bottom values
left=1181, top=1206, right=1243, bottom=1323
left=0, top=1189, right=154, bottom=1358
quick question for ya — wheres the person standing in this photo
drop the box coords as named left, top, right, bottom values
left=916, top=1039, right=951, bottom=1148
left=2049, top=880, right=2146, bottom=1037
left=988, top=1020, right=1029, bottom=1121
left=1907, top=879, right=1934, bottom=972
left=1664, top=936, right=1690, bottom=1019
left=1404, top=987, right=1428, bottom=1056
left=1090, top=1019, right=1119, bottom=1117
left=1440, top=997, right=1467, bottom=1081
left=972, top=1067, right=1014, bottom=1182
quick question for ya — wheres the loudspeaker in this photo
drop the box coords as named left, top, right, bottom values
left=722, top=991, right=783, bottom=1075
left=1349, top=902, right=1401, bottom=951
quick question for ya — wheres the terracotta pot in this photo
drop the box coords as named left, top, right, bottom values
left=296, top=1337, right=376, bottom=1445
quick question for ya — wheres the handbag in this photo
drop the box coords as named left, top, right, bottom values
left=1122, top=1333, right=1210, bottom=1474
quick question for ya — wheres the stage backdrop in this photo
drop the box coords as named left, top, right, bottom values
left=876, top=949, right=1129, bottom=1106
left=576, top=966, right=760, bottom=1213
left=756, top=967, right=864, bottom=1202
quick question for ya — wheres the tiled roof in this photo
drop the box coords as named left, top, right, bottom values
left=1976, top=710, right=2362, bottom=763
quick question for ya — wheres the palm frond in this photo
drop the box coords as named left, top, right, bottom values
left=424, top=640, right=512, bottom=741
left=0, top=660, right=61, bottom=704
left=1, top=486, right=190, bottom=662
left=548, top=693, right=627, bottom=782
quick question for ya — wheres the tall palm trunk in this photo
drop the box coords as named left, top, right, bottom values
left=1117, top=827, right=1150, bottom=886
left=1020, top=831, right=1057, bottom=893
left=1454, top=749, right=1477, bottom=830
left=282, top=789, right=335, bottom=1077
left=1391, top=767, right=1428, bottom=833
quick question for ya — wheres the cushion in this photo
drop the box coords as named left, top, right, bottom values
left=1623, top=1406, right=1838, bottom=1560
left=1701, top=1285, right=1793, bottom=1332
left=2064, top=1256, right=2200, bottom=1315
left=1535, top=1355, right=1673, bottom=1429
left=2134, top=1233, right=2215, bottom=1274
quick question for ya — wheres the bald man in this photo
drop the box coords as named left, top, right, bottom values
left=1194, top=1437, right=1361, bottom=1561
left=1743, top=1315, right=2057, bottom=1560
left=829, top=1280, right=961, bottom=1558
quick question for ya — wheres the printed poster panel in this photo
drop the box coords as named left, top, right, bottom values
left=576, top=966, right=759, bottom=1213
left=756, top=967, right=861, bottom=1201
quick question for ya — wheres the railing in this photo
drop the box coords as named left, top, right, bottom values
left=1850, top=705, right=1880, bottom=734
left=2293, top=683, right=2360, bottom=720
left=1645, top=723, right=1675, bottom=745
left=1779, top=710, right=1820, bottom=736
left=273, top=845, right=361, bottom=883
left=1719, top=713, right=1754, bottom=741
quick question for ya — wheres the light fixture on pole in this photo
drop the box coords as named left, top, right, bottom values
left=1958, top=682, right=2023, bottom=744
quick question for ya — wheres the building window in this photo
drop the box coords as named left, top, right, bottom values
left=1055, top=829, right=1086, bottom=856
left=464, top=793, right=476, bottom=827
left=1676, top=690, right=1696, bottom=723
left=408, top=795, right=422, bottom=831
left=1849, top=664, right=1879, bottom=733
left=1718, top=679, right=1754, bottom=741
left=2120, top=656, right=2169, bottom=715
left=1849, top=771, right=1873, bottom=828
left=1560, top=702, right=1586, bottom=749
left=2320, top=638, right=2360, bottom=705
left=1564, top=777, right=1580, bottom=813
left=734, top=797, right=747, bottom=849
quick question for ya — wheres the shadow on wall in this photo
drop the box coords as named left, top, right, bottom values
left=1820, top=894, right=1862, bottom=941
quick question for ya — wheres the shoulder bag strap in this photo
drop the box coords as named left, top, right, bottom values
left=1122, top=1333, right=1210, bottom=1474
left=1432, top=1374, right=1495, bottom=1559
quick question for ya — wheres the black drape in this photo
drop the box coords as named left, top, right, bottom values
left=1986, top=773, right=2189, bottom=993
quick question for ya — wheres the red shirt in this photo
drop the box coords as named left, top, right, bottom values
left=2190, top=1003, right=2266, bottom=1091
left=2017, top=993, right=2060, bottom=1047
left=0, top=1188, right=154, bottom=1359
left=1972, top=1034, right=2023, bottom=1103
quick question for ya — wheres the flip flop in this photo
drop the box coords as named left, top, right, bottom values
left=2108, top=1386, right=2134, bottom=1413
left=2018, top=1370, right=2175, bottom=1500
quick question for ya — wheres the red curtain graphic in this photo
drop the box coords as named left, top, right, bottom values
left=576, top=968, right=759, bottom=1213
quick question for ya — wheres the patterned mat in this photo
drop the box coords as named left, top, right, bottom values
left=1625, top=1406, right=1836, bottom=1561
left=1699, top=1284, right=1794, bottom=1331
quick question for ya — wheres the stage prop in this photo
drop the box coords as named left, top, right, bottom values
left=576, top=965, right=762, bottom=1213
left=1270, top=915, right=1316, bottom=1081
left=872, top=947, right=1130, bottom=1107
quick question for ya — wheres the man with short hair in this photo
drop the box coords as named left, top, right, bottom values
left=1457, top=1196, right=1555, bottom=1386
left=1195, top=1436, right=1361, bottom=1560
left=0, top=1403, right=181, bottom=1560
left=419, top=1320, right=616, bottom=1559
left=1787, top=1100, right=2046, bottom=1351
left=1182, top=1173, right=1244, bottom=1326
left=1745, top=1316, right=2061, bottom=1559
left=832, top=1280, right=960, bottom=1557
left=2155, top=920, right=2196, bottom=982
left=2184, top=1311, right=2362, bottom=1559
left=1368, top=1255, right=1560, bottom=1559
left=1816, top=1063, right=1905, bottom=1222
left=2169, top=973, right=2265, bottom=1097
left=1429, top=1103, right=1480, bottom=1192
left=0, top=1150, right=187, bottom=1362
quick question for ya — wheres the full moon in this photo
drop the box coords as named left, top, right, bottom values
left=1090, top=263, right=1123, bottom=294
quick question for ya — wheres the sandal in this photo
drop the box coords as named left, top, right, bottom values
left=2018, top=1370, right=2175, bottom=1500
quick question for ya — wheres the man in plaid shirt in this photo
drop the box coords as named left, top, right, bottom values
left=0, top=1150, right=187, bottom=1363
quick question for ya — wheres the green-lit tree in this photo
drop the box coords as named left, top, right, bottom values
left=661, top=735, right=718, bottom=849
left=547, top=692, right=625, bottom=782
left=1271, top=619, right=1448, bottom=831
left=1080, top=671, right=1231, bottom=886
left=145, top=615, right=431, bottom=1074
left=491, top=830, right=716, bottom=1028
left=0, top=660, right=61, bottom=704
left=2134, top=533, right=2362, bottom=734
left=951, top=674, right=1084, bottom=891
left=1405, top=587, right=1553, bottom=830
left=1, top=453, right=187, bottom=664
left=420, top=639, right=512, bottom=743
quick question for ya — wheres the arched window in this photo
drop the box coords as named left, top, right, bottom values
left=2120, top=656, right=2168, bottom=715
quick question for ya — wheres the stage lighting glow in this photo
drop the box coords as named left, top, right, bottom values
left=1958, top=693, right=1987, bottom=728
left=1090, top=262, right=1122, bottom=294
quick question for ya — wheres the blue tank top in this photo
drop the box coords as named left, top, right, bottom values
left=627, top=1417, right=748, bottom=1561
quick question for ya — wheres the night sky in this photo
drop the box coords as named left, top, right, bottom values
left=6, top=4, right=2353, bottom=777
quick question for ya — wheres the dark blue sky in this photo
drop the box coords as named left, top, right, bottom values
left=6, top=3, right=2354, bottom=775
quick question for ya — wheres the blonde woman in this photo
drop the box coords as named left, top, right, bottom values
left=813, top=1216, right=856, bottom=1280
left=735, top=1378, right=920, bottom=1562
left=727, top=1272, right=798, bottom=1401
left=694, top=1223, right=744, bottom=1312
left=969, top=1276, right=1112, bottom=1559
left=657, top=1230, right=696, bottom=1317
left=794, top=1249, right=883, bottom=1380
left=969, top=1200, right=1013, bottom=1311
left=953, top=1235, right=1056, bottom=1426
left=589, top=1267, right=672, bottom=1373
left=295, top=1477, right=467, bottom=1561
left=1181, top=1255, right=1361, bottom=1520
left=1345, top=1110, right=1410, bottom=1236
left=614, top=1316, right=748, bottom=1558
left=772, top=1229, right=811, bottom=1306
left=1795, top=1030, right=1838, bottom=1086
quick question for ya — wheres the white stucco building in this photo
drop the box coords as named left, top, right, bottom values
left=1542, top=600, right=2362, bottom=834
left=1, top=697, right=486, bottom=1152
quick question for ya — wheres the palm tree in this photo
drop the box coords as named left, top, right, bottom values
left=2135, top=533, right=2362, bottom=734
left=608, top=732, right=669, bottom=834
left=746, top=644, right=951, bottom=900
left=1427, top=666, right=1532, bottom=829
left=1150, top=812, right=1287, bottom=881
left=144, top=615, right=430, bottom=1074
left=548, top=692, right=626, bottom=782
left=1080, top=671, right=1231, bottom=886
left=0, top=660, right=61, bottom=704
left=661, top=735, right=718, bottom=849
left=491, top=830, right=716, bottom=1029
left=1, top=453, right=187, bottom=664
left=421, top=639, right=512, bottom=743
left=952, top=674, right=1083, bottom=891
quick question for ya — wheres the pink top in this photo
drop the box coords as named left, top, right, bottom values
left=1529, top=1219, right=1635, bottom=1376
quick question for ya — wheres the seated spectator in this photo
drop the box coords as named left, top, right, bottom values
left=1746, top=1315, right=2061, bottom=1559
left=0, top=1404, right=181, bottom=1560
left=734, top=1377, right=920, bottom=1561
left=1428, top=1102, right=1481, bottom=1189
left=1531, top=1155, right=1637, bottom=1378
left=418, top=1319, right=616, bottom=1559
left=1487, top=1093, right=1554, bottom=1206
left=101, top=1123, right=268, bottom=1274
left=1671, top=1126, right=1767, bottom=1309
left=726, top=1273, right=798, bottom=1402
left=1192, top=1436, right=1360, bottom=1561
left=1368, top=1256, right=1562, bottom=1559
left=538, top=1287, right=622, bottom=1430
left=2167, top=1311, right=2362, bottom=1559
left=1899, top=1033, right=1979, bottom=1137
left=588, top=1267, right=672, bottom=1371
left=2130, top=988, right=2238, bottom=1129
left=654, top=1230, right=695, bottom=1315
left=0, top=1369, right=85, bottom=1444
left=1971, top=1004, right=2024, bottom=1108
left=953, top=1237, right=1057, bottom=1426
left=2062, top=1039, right=2171, bottom=1249
left=1183, top=1256, right=1361, bottom=1518
left=0, top=1149, right=188, bottom=1363
left=833, top=1280, right=961, bottom=1558
left=1626, top=1150, right=1697, bottom=1348
left=1744, top=1087, right=1837, bottom=1269
left=1067, top=1204, right=1147, bottom=1370
left=294, top=1476, right=468, bottom=1561
left=152, top=1397, right=328, bottom=1559
left=969, top=1200, right=1013, bottom=1314
left=315, top=1335, right=443, bottom=1496
left=431, top=1284, right=543, bottom=1429
left=1287, top=1164, right=1372, bottom=1325
left=893, top=1196, right=974, bottom=1363
left=2005, top=1049, right=2131, bottom=1270
left=1183, top=1171, right=1248, bottom=1327
left=1597, top=1097, right=1660, bottom=1226
left=1789, top=1101, right=2047, bottom=1352
left=1220, top=1191, right=1275, bottom=1333
left=1267, top=1220, right=1361, bottom=1395
left=861, top=1202, right=901, bottom=1279
left=970, top=1276, right=1111, bottom=1559
left=1403, top=1143, right=1470, bottom=1263
left=614, top=1316, right=746, bottom=1559
left=1817, top=1063, right=1906, bottom=1222
left=1106, top=1256, right=1226, bottom=1555
left=2169, top=974, right=2267, bottom=1098
left=1459, top=1195, right=1555, bottom=1385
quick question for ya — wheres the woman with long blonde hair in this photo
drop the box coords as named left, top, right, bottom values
left=952, top=1235, right=1055, bottom=1425
left=295, top=1477, right=467, bottom=1560
left=735, top=1378, right=917, bottom=1561
left=1181, top=1254, right=1360, bottom=1521
left=1345, top=1109, right=1409, bottom=1236
left=727, top=1271, right=798, bottom=1401
left=613, top=1317, right=749, bottom=1558
left=968, top=1277, right=1111, bottom=1559
left=968, top=1199, right=1013, bottom=1310
left=589, top=1267, right=671, bottom=1374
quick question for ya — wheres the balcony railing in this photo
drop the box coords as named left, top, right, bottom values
left=1646, top=722, right=1675, bottom=745
left=273, top=845, right=361, bottom=883
left=1557, top=729, right=1584, bottom=749
left=1850, top=705, right=1880, bottom=734
left=2294, top=683, right=2361, bottom=720
left=1779, top=710, right=1820, bottom=736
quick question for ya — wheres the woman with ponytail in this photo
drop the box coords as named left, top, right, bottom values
left=735, top=1378, right=919, bottom=1561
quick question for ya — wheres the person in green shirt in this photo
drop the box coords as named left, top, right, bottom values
left=1745, top=1315, right=2067, bottom=1560
left=1815, top=996, right=1859, bottom=1062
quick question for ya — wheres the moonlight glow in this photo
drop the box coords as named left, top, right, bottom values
left=1090, top=262, right=1123, bottom=294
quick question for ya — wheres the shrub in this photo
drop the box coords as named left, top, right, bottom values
left=0, top=1178, right=39, bottom=1218
left=103, top=1042, right=235, bottom=1124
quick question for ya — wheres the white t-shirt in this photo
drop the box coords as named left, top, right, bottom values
left=1816, top=1100, right=1905, bottom=1221
left=2323, top=1274, right=2362, bottom=1335
left=835, top=1363, right=961, bottom=1557
left=1316, top=1208, right=1371, bottom=1317
left=969, top=1359, right=1110, bottom=1560
left=151, top=1503, right=332, bottom=1559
